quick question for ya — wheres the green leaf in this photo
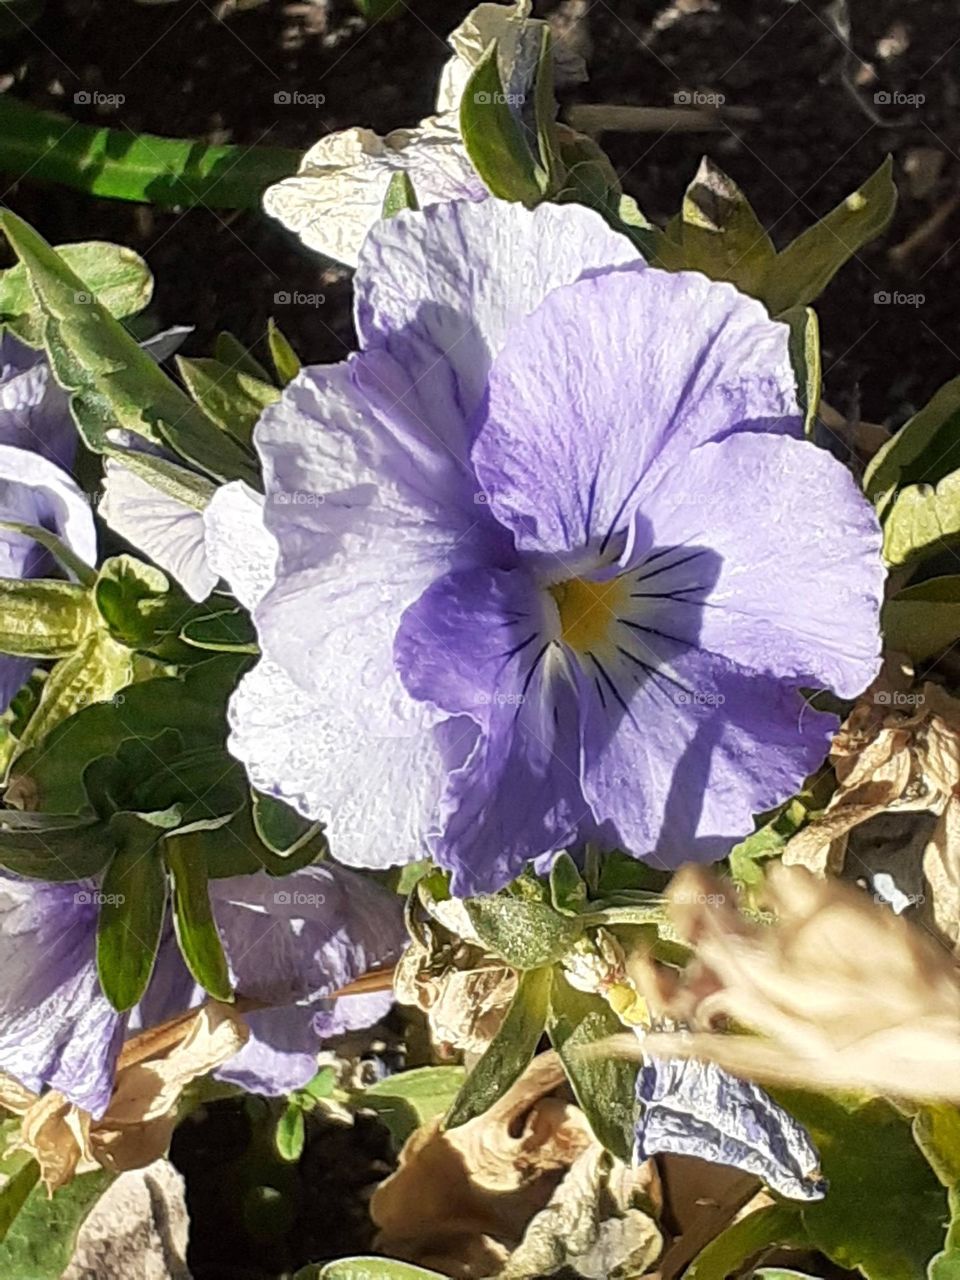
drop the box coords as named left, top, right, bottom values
left=357, top=1065, right=466, bottom=1149
left=548, top=850, right=588, bottom=915
left=381, top=170, right=420, bottom=218
left=776, top=1090, right=947, bottom=1280
left=865, top=375, right=960, bottom=512
left=251, top=790, right=322, bottom=858
left=165, top=832, right=232, bottom=1001
left=0, top=578, right=92, bottom=657
left=352, top=0, right=403, bottom=21
left=93, top=554, right=176, bottom=649
left=96, top=831, right=168, bottom=1011
left=214, top=332, right=271, bottom=381
left=0, top=1120, right=39, bottom=1246
left=532, top=25, right=563, bottom=198
left=729, top=796, right=811, bottom=892
left=754, top=1272, right=820, bottom=1279
left=0, top=209, right=258, bottom=484
left=663, top=157, right=777, bottom=296
left=0, top=240, right=152, bottom=346
left=446, top=967, right=551, bottom=1129
left=547, top=975, right=636, bottom=1161
left=555, top=130, right=623, bottom=222
left=883, top=576, right=960, bottom=662
left=13, top=631, right=135, bottom=756
left=466, top=893, right=582, bottom=969
left=686, top=1204, right=803, bottom=1279
left=267, top=318, right=301, bottom=386
left=0, top=96, right=299, bottom=210
left=180, top=605, right=257, bottom=654
left=275, top=1101, right=306, bottom=1162
left=914, top=1106, right=960, bottom=1280
left=0, top=810, right=112, bottom=880
left=783, top=305, right=821, bottom=436
left=318, top=1260, right=447, bottom=1280
left=882, top=471, right=960, bottom=568
left=9, top=654, right=247, bottom=813
left=763, top=156, right=897, bottom=314
left=459, top=41, right=543, bottom=204
left=0, top=1168, right=112, bottom=1278
left=177, top=356, right=278, bottom=446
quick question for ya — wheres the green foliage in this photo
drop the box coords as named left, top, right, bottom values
left=176, top=356, right=279, bottom=446
left=381, top=170, right=420, bottom=218
left=685, top=1205, right=804, bottom=1279
left=96, top=833, right=168, bottom=1010
left=446, top=965, right=551, bottom=1128
left=166, top=832, right=233, bottom=1000
left=0, top=1168, right=112, bottom=1278
left=777, top=1090, right=947, bottom=1280
left=317, top=1260, right=447, bottom=1280
left=883, top=576, right=960, bottom=662
left=275, top=1101, right=307, bottom=1163
left=357, top=1065, right=466, bottom=1148
left=0, top=579, right=93, bottom=657
left=0, top=96, right=299, bottom=209
left=547, top=975, right=636, bottom=1160
left=0, top=240, right=151, bottom=345
left=0, top=210, right=258, bottom=484
left=865, top=376, right=960, bottom=568
left=783, top=305, right=821, bottom=435
left=0, top=1120, right=39, bottom=1246
left=267, top=319, right=301, bottom=386
left=465, top=893, right=582, bottom=968
left=460, top=42, right=544, bottom=204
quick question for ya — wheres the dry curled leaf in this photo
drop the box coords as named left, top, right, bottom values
left=784, top=658, right=960, bottom=886
left=394, top=926, right=517, bottom=1059
left=371, top=1051, right=661, bottom=1278
left=629, top=864, right=960, bottom=1102
left=0, top=1001, right=247, bottom=1193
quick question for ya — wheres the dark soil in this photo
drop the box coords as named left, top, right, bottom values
left=1, top=1, right=958, bottom=1274
left=1, top=0, right=959, bottom=427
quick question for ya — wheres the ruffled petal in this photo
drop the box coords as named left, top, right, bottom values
left=205, top=864, right=406, bottom=1092
left=0, top=878, right=124, bottom=1118
left=99, top=460, right=216, bottom=602
left=395, top=566, right=586, bottom=894
left=254, top=360, right=500, bottom=734
left=472, top=268, right=801, bottom=558
left=227, top=658, right=465, bottom=867
left=355, top=199, right=642, bottom=452
left=0, top=335, right=75, bottom=470
left=0, top=444, right=97, bottom=570
left=262, top=121, right=484, bottom=269
left=635, top=433, right=884, bottom=699
left=202, top=480, right=277, bottom=611
left=572, top=640, right=836, bottom=868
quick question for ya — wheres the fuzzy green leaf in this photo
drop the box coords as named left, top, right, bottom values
left=465, top=894, right=582, bottom=969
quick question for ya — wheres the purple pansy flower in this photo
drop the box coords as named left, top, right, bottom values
left=0, top=864, right=405, bottom=1117
left=221, top=198, right=883, bottom=895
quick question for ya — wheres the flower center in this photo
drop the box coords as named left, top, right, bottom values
left=549, top=574, right=631, bottom=655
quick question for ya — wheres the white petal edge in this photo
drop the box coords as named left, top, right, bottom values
left=203, top=480, right=278, bottom=611
left=0, top=443, right=96, bottom=568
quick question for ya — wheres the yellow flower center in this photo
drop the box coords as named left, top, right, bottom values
left=549, top=575, right=630, bottom=654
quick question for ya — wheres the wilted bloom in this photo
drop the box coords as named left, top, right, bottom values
left=263, top=1, right=584, bottom=266
left=0, top=863, right=405, bottom=1118
left=221, top=197, right=883, bottom=895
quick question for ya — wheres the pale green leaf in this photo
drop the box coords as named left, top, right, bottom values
left=0, top=1168, right=113, bottom=1278
left=882, top=469, right=960, bottom=568
left=176, top=355, right=278, bottom=446
left=883, top=576, right=960, bottom=662
left=267, top=318, right=300, bottom=386
left=358, top=1065, right=466, bottom=1148
left=0, top=578, right=93, bottom=657
left=446, top=967, right=551, bottom=1129
left=763, top=156, right=897, bottom=314
left=318, top=1260, right=446, bottom=1280
left=465, top=894, right=582, bottom=969
left=865, top=374, right=960, bottom=513
left=686, top=1204, right=803, bottom=1279
left=381, top=171, right=419, bottom=218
